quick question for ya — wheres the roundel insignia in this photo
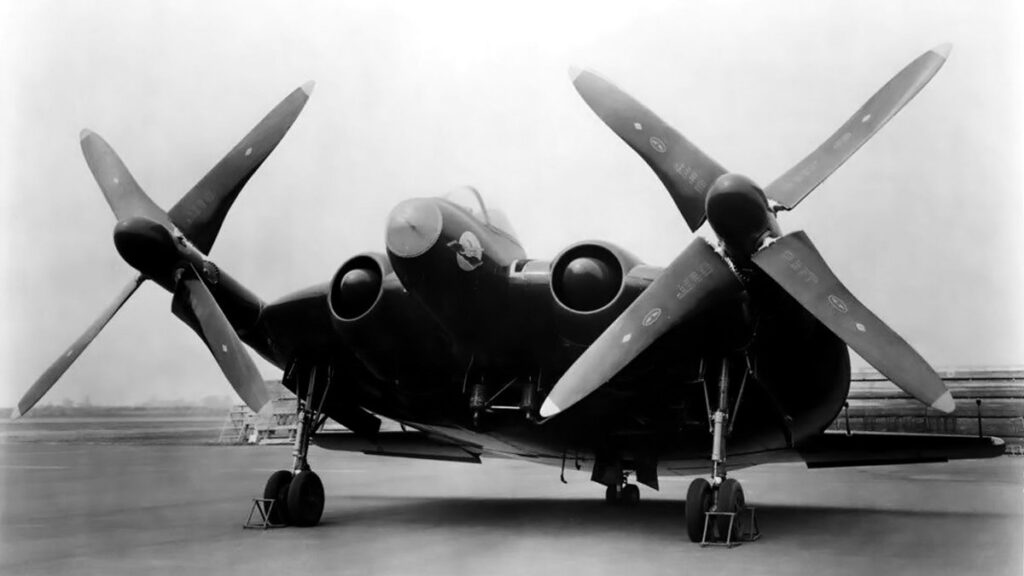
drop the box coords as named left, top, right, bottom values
left=649, top=136, right=667, bottom=153
left=447, top=231, right=485, bottom=272
left=642, top=308, right=662, bottom=327
left=828, top=294, right=849, bottom=314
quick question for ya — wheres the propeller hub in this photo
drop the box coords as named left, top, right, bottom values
left=113, top=216, right=182, bottom=278
left=705, top=173, right=779, bottom=259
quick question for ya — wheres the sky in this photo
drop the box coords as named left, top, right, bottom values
left=1, top=0, right=1021, bottom=407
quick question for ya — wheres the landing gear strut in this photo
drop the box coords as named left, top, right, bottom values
left=686, top=358, right=753, bottom=543
left=262, top=362, right=331, bottom=527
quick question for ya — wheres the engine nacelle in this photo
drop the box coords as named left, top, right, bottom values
left=329, top=253, right=390, bottom=324
left=550, top=241, right=644, bottom=344
left=327, top=252, right=452, bottom=383
left=327, top=253, right=394, bottom=378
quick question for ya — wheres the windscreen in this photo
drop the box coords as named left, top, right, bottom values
left=443, top=186, right=519, bottom=241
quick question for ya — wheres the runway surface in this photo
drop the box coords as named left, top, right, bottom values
left=1, top=443, right=1021, bottom=576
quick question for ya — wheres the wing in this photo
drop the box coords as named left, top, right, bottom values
left=794, top=431, right=1005, bottom=468
left=312, top=430, right=483, bottom=464
left=659, top=431, right=1005, bottom=474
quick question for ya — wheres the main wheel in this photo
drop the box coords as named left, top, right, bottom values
left=685, top=478, right=712, bottom=542
left=621, top=484, right=640, bottom=506
left=715, top=478, right=745, bottom=539
left=605, top=484, right=619, bottom=504
left=287, top=470, right=325, bottom=527
left=263, top=470, right=293, bottom=525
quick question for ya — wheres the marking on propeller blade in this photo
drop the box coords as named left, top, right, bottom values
left=622, top=333, right=632, bottom=343
left=828, top=294, right=849, bottom=314
left=833, top=132, right=853, bottom=150
left=642, top=308, right=663, bottom=327
left=649, top=136, right=667, bottom=153
left=113, top=177, right=119, bottom=185
left=673, top=161, right=708, bottom=192
left=66, top=349, right=75, bottom=358
left=675, top=262, right=714, bottom=299
left=782, top=251, right=819, bottom=284
left=855, top=322, right=866, bottom=332
left=633, top=122, right=643, bottom=131
left=244, top=147, right=253, bottom=157
left=221, top=344, right=228, bottom=353
left=861, top=114, right=872, bottom=123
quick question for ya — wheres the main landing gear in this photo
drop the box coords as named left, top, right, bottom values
left=605, top=472, right=641, bottom=506
left=685, top=358, right=757, bottom=544
left=262, top=363, right=331, bottom=527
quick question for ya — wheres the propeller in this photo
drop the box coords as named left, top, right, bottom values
left=765, top=44, right=951, bottom=209
left=546, top=46, right=954, bottom=417
left=13, top=276, right=143, bottom=418
left=172, top=266, right=270, bottom=412
left=14, top=83, right=312, bottom=417
left=168, top=81, right=314, bottom=254
left=540, top=238, right=743, bottom=417
left=570, top=68, right=726, bottom=231
left=80, top=130, right=176, bottom=230
left=751, top=232, right=953, bottom=412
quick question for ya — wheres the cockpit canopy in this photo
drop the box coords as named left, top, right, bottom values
left=443, top=186, right=519, bottom=243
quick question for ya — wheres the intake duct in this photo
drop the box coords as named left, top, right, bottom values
left=329, top=253, right=390, bottom=323
left=550, top=241, right=643, bottom=344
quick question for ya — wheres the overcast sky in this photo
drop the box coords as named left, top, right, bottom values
left=1, top=0, right=1021, bottom=407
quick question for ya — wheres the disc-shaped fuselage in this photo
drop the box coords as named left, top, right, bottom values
left=385, top=197, right=527, bottom=357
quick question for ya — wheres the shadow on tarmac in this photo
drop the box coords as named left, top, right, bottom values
left=318, top=496, right=1012, bottom=538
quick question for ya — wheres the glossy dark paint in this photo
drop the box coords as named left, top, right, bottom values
left=187, top=194, right=853, bottom=487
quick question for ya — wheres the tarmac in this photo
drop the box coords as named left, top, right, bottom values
left=1, top=443, right=1021, bottom=576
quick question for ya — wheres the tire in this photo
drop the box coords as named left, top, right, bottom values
left=287, top=470, right=325, bottom=527
left=685, top=478, right=712, bottom=542
left=621, top=484, right=640, bottom=506
left=715, top=478, right=745, bottom=539
left=263, top=470, right=293, bottom=525
left=605, top=484, right=619, bottom=504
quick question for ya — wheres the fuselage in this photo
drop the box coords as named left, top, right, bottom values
left=236, top=185, right=848, bottom=480
left=139, top=183, right=848, bottom=480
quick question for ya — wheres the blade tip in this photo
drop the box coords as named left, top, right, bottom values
left=10, top=405, right=23, bottom=420
left=568, top=66, right=583, bottom=82
left=930, top=390, right=955, bottom=414
left=79, top=129, right=94, bottom=142
left=539, top=398, right=561, bottom=418
left=300, top=81, right=316, bottom=96
left=931, top=43, right=953, bottom=59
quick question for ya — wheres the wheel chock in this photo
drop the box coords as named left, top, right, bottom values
left=700, top=506, right=760, bottom=547
left=243, top=498, right=286, bottom=530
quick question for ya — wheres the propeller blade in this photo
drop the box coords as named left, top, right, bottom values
left=172, top=266, right=270, bottom=412
left=14, top=275, right=145, bottom=418
left=765, top=44, right=951, bottom=209
left=751, top=231, right=954, bottom=413
left=541, top=239, right=743, bottom=417
left=570, top=68, right=727, bottom=231
left=168, top=82, right=315, bottom=254
left=80, top=130, right=175, bottom=230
